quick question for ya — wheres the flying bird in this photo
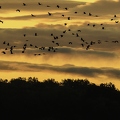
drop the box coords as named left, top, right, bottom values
left=16, top=9, right=20, bottom=12
left=63, top=30, right=66, bottom=33
left=102, top=27, right=104, bottom=29
left=115, top=21, right=119, bottom=23
left=2, top=51, right=6, bottom=54
left=47, top=5, right=50, bottom=7
left=89, top=13, right=92, bottom=16
left=77, top=30, right=81, bottom=32
left=57, top=5, right=60, bottom=8
left=64, top=23, right=67, bottom=26
left=69, top=42, right=72, bottom=44
left=48, top=12, right=52, bottom=16
left=23, top=34, right=26, bottom=37
left=86, top=45, right=90, bottom=50
left=65, top=7, right=68, bottom=10
left=38, top=2, right=42, bottom=5
left=23, top=3, right=26, bottom=6
left=68, top=17, right=70, bottom=20
left=31, top=14, right=35, bottom=17
left=35, top=33, right=37, bottom=36
left=3, top=41, right=6, bottom=44
left=0, top=20, right=3, bottom=23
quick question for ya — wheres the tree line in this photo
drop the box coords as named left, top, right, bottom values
left=0, top=77, right=120, bottom=120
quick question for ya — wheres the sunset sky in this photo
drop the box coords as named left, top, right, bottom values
left=1, top=0, right=120, bottom=89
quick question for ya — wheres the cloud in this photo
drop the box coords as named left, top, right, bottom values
left=0, top=22, right=120, bottom=54
left=0, top=60, right=120, bottom=79
left=0, top=0, right=85, bottom=13
left=70, top=0, right=120, bottom=16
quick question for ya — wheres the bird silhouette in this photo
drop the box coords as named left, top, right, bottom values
left=16, top=9, right=20, bottom=12
left=57, top=5, right=60, bottom=8
left=81, top=43, right=84, bottom=47
left=0, top=20, right=3, bottom=23
left=38, top=2, right=42, bottom=5
left=86, top=45, right=90, bottom=50
left=60, top=35, right=63, bottom=37
left=23, top=3, right=26, bottom=6
left=81, top=38, right=85, bottom=42
left=52, top=41, right=55, bottom=43
left=10, top=50, right=13, bottom=54
left=3, top=41, right=6, bottom=44
left=56, top=43, right=59, bottom=46
left=64, top=23, right=67, bottom=26
left=7, top=43, right=10, bottom=46
left=22, top=50, right=25, bottom=53
left=77, top=30, right=81, bottom=32
left=47, top=5, right=50, bottom=7
left=68, top=17, right=70, bottom=20
left=31, top=14, right=35, bottom=17
left=5, top=48, right=7, bottom=50
left=65, top=7, right=68, bottom=10
left=115, top=21, right=119, bottom=23
left=63, top=30, right=66, bottom=33
left=72, top=33, right=75, bottom=35
left=95, top=15, right=98, bottom=17
left=69, top=42, right=72, bottom=44
left=76, top=33, right=79, bottom=37
left=102, top=27, right=104, bottom=29
left=2, top=51, right=6, bottom=54
left=30, top=44, right=33, bottom=46
left=51, top=33, right=53, bottom=36
left=89, top=13, right=92, bottom=16
left=35, top=33, right=37, bottom=36
left=48, top=12, right=52, bottom=16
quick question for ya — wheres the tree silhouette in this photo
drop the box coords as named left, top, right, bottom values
left=0, top=77, right=120, bottom=119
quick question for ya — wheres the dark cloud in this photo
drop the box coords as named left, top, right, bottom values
left=70, top=0, right=120, bottom=16
left=0, top=60, right=120, bottom=79
left=0, top=0, right=85, bottom=13
left=0, top=22, right=120, bottom=53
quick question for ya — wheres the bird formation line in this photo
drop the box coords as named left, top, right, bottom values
left=1, top=2, right=119, bottom=55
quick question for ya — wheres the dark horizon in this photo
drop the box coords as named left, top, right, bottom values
left=0, top=77, right=120, bottom=119
left=1, top=1, right=120, bottom=89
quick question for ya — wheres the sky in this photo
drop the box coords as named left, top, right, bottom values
left=0, top=0, right=120, bottom=89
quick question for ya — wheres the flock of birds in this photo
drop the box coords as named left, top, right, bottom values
left=1, top=2, right=119, bottom=56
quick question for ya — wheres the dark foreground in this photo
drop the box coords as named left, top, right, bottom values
left=0, top=77, right=120, bottom=120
